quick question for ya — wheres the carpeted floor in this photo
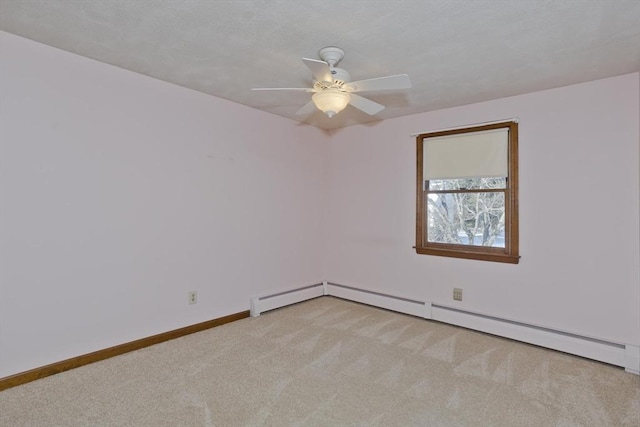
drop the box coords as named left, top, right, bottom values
left=1, top=296, right=638, bottom=426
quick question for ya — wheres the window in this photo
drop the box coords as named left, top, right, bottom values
left=415, top=121, right=519, bottom=263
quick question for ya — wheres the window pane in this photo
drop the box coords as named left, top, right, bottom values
left=428, top=177, right=506, bottom=191
left=426, top=192, right=505, bottom=247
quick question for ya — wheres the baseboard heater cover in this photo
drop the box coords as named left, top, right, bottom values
left=430, top=304, right=638, bottom=374
left=326, top=282, right=432, bottom=319
left=250, top=281, right=639, bottom=374
left=250, top=283, right=325, bottom=317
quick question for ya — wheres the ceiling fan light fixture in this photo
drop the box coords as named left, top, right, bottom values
left=312, top=89, right=351, bottom=118
left=253, top=46, right=411, bottom=118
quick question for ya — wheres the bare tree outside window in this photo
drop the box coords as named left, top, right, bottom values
left=427, top=177, right=506, bottom=247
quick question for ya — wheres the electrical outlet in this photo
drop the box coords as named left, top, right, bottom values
left=188, top=291, right=197, bottom=305
left=453, top=288, right=463, bottom=301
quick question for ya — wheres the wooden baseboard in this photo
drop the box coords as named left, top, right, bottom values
left=0, top=310, right=250, bottom=391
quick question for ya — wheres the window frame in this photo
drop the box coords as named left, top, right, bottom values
left=415, top=122, right=519, bottom=264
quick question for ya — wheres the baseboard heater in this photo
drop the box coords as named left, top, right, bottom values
left=250, top=281, right=639, bottom=374
left=250, top=283, right=326, bottom=317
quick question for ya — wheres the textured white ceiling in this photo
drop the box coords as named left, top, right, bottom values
left=1, top=1, right=639, bottom=130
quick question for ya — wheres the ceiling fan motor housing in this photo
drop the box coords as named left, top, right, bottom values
left=330, top=67, right=351, bottom=85
left=317, top=46, right=351, bottom=85
left=313, top=67, right=351, bottom=89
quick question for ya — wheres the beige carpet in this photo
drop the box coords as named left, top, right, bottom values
left=1, top=296, right=638, bottom=426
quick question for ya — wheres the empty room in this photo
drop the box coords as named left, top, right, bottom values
left=0, top=1, right=639, bottom=426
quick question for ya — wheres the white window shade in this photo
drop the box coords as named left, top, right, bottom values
left=424, top=128, right=509, bottom=180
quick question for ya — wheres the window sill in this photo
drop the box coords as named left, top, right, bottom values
left=415, top=246, right=520, bottom=264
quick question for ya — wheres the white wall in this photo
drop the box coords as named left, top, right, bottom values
left=2, top=30, right=638, bottom=379
left=0, top=32, right=327, bottom=377
left=325, top=73, right=640, bottom=347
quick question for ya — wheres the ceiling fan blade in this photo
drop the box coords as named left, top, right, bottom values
left=349, top=94, right=385, bottom=115
left=296, top=100, right=317, bottom=116
left=345, top=74, right=411, bottom=93
left=302, top=58, right=333, bottom=83
left=252, top=87, right=315, bottom=92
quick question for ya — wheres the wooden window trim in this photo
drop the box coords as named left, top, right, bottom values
left=415, top=122, right=519, bottom=264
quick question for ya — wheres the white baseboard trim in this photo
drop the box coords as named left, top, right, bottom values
left=249, top=281, right=639, bottom=374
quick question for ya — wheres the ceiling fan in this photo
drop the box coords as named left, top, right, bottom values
left=252, top=46, right=411, bottom=118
